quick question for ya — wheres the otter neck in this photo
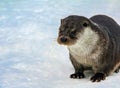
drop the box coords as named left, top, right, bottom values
left=68, top=27, right=100, bottom=57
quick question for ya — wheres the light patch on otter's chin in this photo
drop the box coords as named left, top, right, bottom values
left=68, top=27, right=100, bottom=64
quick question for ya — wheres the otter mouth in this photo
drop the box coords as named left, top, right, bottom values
left=57, top=36, right=77, bottom=46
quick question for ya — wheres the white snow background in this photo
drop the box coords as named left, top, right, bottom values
left=0, top=0, right=120, bottom=88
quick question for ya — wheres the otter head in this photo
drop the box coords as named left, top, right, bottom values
left=57, top=15, right=91, bottom=46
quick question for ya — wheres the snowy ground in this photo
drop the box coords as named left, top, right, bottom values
left=0, top=0, right=120, bottom=88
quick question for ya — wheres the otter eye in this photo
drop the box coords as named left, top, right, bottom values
left=70, top=31, right=76, bottom=35
left=69, top=31, right=76, bottom=38
left=82, top=22, right=88, bottom=27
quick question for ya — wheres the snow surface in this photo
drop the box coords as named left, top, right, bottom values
left=0, top=0, right=120, bottom=88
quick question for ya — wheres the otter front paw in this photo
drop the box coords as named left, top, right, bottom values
left=115, top=67, right=120, bottom=73
left=90, top=73, right=106, bottom=82
left=70, top=73, right=85, bottom=79
left=115, top=69, right=119, bottom=73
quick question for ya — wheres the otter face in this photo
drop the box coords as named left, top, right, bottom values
left=57, top=15, right=90, bottom=46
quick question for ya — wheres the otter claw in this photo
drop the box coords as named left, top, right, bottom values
left=115, top=67, right=120, bottom=73
left=90, top=73, right=106, bottom=82
left=70, top=73, right=85, bottom=79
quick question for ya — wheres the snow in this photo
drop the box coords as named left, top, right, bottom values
left=0, top=0, right=120, bottom=88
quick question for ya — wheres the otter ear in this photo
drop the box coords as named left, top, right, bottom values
left=82, top=21, right=89, bottom=27
left=61, top=19, right=63, bottom=23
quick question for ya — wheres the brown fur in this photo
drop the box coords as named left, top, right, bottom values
left=57, top=15, right=120, bottom=82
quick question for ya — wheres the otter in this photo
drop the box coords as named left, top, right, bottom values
left=57, top=15, right=120, bottom=82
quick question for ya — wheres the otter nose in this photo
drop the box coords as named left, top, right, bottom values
left=60, top=37, right=68, bottom=42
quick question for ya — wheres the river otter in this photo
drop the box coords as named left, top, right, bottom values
left=57, top=15, right=120, bottom=82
